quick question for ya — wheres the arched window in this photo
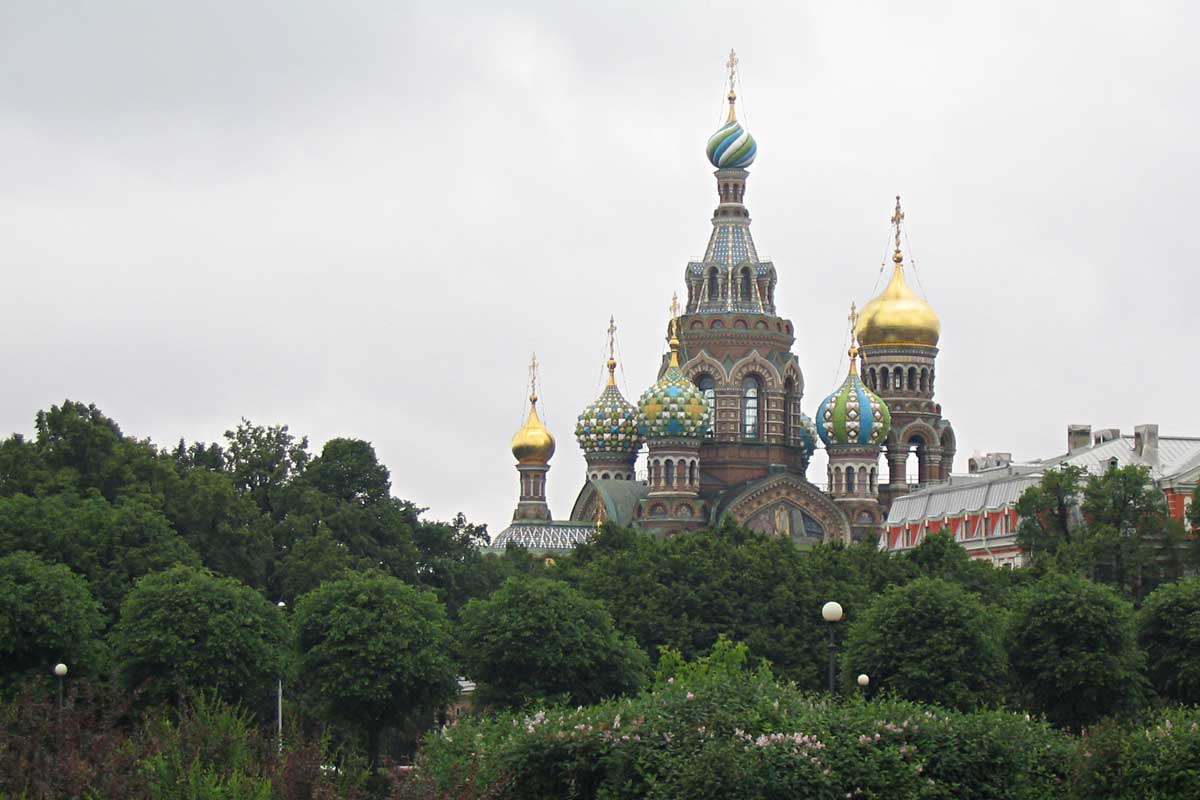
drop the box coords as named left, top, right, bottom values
left=740, top=267, right=753, bottom=301
left=880, top=368, right=889, bottom=390
left=664, top=460, right=675, bottom=487
left=870, top=467, right=877, bottom=493
left=833, top=466, right=843, bottom=493
left=707, top=267, right=719, bottom=301
left=742, top=376, right=761, bottom=439
left=919, top=368, right=928, bottom=393
left=696, top=375, right=716, bottom=438
left=893, top=367, right=905, bottom=390
left=859, top=467, right=867, bottom=494
left=846, top=467, right=856, bottom=494
left=676, top=459, right=687, bottom=487
left=908, top=367, right=917, bottom=391
left=688, top=461, right=697, bottom=486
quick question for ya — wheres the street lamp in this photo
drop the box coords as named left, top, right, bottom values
left=276, top=601, right=286, bottom=752
left=821, top=601, right=843, bottom=695
left=53, top=663, right=67, bottom=709
left=857, top=673, right=870, bottom=689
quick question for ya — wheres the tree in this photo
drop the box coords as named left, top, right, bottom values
left=459, top=577, right=649, bottom=708
left=1082, top=465, right=1170, bottom=599
left=905, top=531, right=1023, bottom=606
left=302, top=438, right=390, bottom=505
left=1138, top=577, right=1200, bottom=705
left=293, top=571, right=457, bottom=766
left=0, top=552, right=105, bottom=693
left=222, top=419, right=309, bottom=516
left=112, top=565, right=289, bottom=710
left=1016, top=465, right=1086, bottom=566
left=0, top=493, right=199, bottom=616
left=164, top=469, right=273, bottom=590
left=842, top=577, right=1006, bottom=710
left=1007, top=572, right=1150, bottom=730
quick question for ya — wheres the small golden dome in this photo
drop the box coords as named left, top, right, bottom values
left=511, top=393, right=556, bottom=464
left=856, top=251, right=940, bottom=347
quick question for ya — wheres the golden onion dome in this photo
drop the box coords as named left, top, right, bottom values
left=856, top=249, right=940, bottom=348
left=511, top=393, right=556, bottom=465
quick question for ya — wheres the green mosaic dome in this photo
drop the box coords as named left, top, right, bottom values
left=636, top=351, right=711, bottom=441
left=575, top=373, right=643, bottom=456
left=816, top=354, right=891, bottom=447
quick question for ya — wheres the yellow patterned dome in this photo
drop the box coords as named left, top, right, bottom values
left=511, top=393, right=556, bottom=464
left=856, top=249, right=940, bottom=348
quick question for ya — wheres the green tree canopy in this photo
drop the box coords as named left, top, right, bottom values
left=1138, top=576, right=1200, bottom=706
left=1007, top=572, right=1150, bottom=730
left=842, top=577, right=1006, bottom=710
left=112, top=564, right=289, bottom=710
left=293, top=570, right=457, bottom=765
left=0, top=492, right=198, bottom=616
left=0, top=551, right=106, bottom=693
left=459, top=576, right=649, bottom=708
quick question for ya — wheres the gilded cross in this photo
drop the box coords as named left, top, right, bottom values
left=726, top=48, right=739, bottom=94
left=607, top=315, right=617, bottom=360
left=528, top=352, right=539, bottom=400
left=891, top=195, right=905, bottom=253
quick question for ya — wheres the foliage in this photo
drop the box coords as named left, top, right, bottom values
left=1138, top=577, right=1200, bottom=705
left=222, top=418, right=310, bottom=517
left=293, top=570, right=459, bottom=765
left=0, top=491, right=200, bottom=616
left=843, top=577, right=1007, bottom=710
left=408, top=648, right=1071, bottom=800
left=112, top=565, right=290, bottom=711
left=1018, top=465, right=1180, bottom=600
left=904, top=532, right=1026, bottom=606
left=0, top=551, right=106, bottom=693
left=1007, top=572, right=1151, bottom=730
left=1068, top=709, right=1200, bottom=799
left=459, top=577, right=649, bottom=708
left=0, top=684, right=368, bottom=800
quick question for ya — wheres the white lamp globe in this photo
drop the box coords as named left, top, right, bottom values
left=857, top=674, right=870, bottom=687
left=821, top=601, right=844, bottom=623
left=53, top=663, right=68, bottom=677
left=277, top=601, right=286, bottom=609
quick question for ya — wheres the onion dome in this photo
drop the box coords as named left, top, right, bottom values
left=706, top=51, right=757, bottom=169
left=817, top=348, right=891, bottom=447
left=511, top=392, right=555, bottom=464
left=575, top=357, right=643, bottom=456
left=637, top=323, right=712, bottom=440
left=856, top=197, right=940, bottom=347
left=796, top=411, right=818, bottom=457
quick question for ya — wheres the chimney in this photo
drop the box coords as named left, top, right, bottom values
left=1134, top=424, right=1159, bottom=464
left=1094, top=428, right=1121, bottom=445
left=1067, top=424, right=1091, bottom=453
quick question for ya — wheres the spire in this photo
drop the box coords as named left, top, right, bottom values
left=847, top=302, right=860, bottom=371
left=725, top=48, right=739, bottom=121
left=606, top=315, right=618, bottom=386
left=891, top=195, right=906, bottom=266
left=668, top=293, right=682, bottom=367
left=528, top=351, right=540, bottom=405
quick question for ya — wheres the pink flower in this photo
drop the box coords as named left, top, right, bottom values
left=686, top=692, right=695, bottom=701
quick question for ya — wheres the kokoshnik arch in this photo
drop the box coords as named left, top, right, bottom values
left=492, top=51, right=954, bottom=553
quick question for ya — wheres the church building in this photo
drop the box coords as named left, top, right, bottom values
left=492, top=53, right=954, bottom=553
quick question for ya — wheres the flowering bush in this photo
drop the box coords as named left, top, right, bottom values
left=405, top=644, right=1071, bottom=800
left=1070, top=709, right=1200, bottom=799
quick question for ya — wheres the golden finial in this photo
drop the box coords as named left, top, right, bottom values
left=528, top=352, right=539, bottom=405
left=891, top=195, right=905, bottom=264
left=606, top=316, right=618, bottom=386
left=668, top=293, right=682, bottom=367
left=725, top=48, right=739, bottom=121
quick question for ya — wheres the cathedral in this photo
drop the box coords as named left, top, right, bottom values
left=492, top=53, right=955, bottom=553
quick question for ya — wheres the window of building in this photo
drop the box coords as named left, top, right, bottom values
left=740, top=267, right=753, bottom=301
left=707, top=267, right=719, bottom=301
left=664, top=460, right=675, bottom=487
left=846, top=468, right=856, bottom=494
left=696, top=375, right=716, bottom=438
left=742, top=376, right=760, bottom=439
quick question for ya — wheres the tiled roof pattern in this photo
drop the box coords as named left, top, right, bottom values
left=491, top=522, right=596, bottom=551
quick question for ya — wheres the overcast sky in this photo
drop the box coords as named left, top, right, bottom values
left=3, top=1, right=1197, bottom=534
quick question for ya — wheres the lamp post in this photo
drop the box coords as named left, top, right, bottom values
left=276, top=601, right=285, bottom=752
left=857, top=673, right=870, bottom=689
left=821, top=601, right=843, bottom=695
left=53, top=663, right=67, bottom=709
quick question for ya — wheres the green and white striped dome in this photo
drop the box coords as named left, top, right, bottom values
left=816, top=352, right=890, bottom=447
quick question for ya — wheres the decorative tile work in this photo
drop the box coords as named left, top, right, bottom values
left=817, top=370, right=891, bottom=447
left=575, top=383, right=643, bottom=455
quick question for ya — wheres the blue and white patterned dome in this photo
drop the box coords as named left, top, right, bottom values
left=706, top=117, right=757, bottom=169
left=816, top=351, right=891, bottom=447
left=576, top=363, right=643, bottom=456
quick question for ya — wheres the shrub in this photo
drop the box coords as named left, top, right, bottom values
left=406, top=643, right=1070, bottom=800
left=1070, top=709, right=1200, bottom=799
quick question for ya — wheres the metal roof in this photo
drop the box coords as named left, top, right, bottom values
left=489, top=522, right=597, bottom=552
